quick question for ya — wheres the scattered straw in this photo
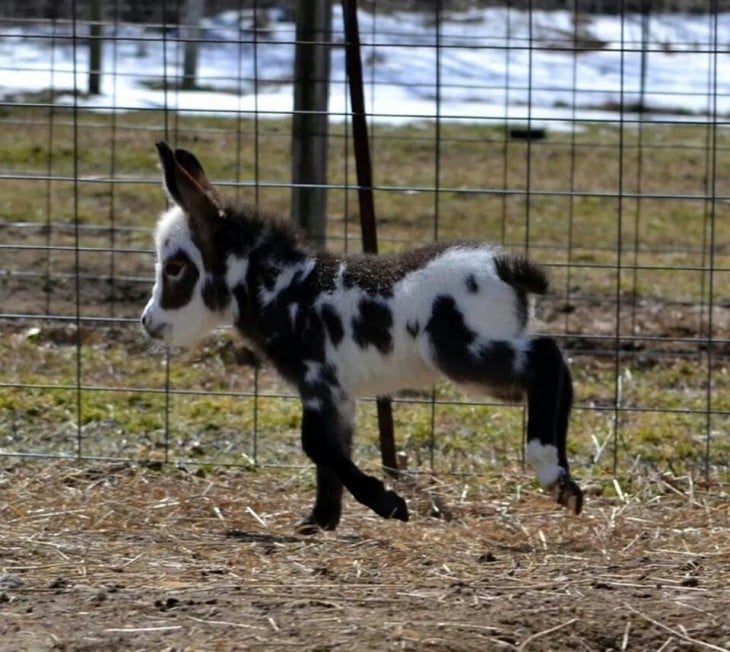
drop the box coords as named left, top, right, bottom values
left=624, top=603, right=728, bottom=652
left=0, top=460, right=728, bottom=650
left=518, top=618, right=578, bottom=650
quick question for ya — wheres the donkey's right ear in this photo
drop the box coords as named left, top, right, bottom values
left=156, top=141, right=185, bottom=207
left=155, top=141, right=225, bottom=219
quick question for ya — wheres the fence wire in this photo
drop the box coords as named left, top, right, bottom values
left=0, top=1, right=727, bottom=485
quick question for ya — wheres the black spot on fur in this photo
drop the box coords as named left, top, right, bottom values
left=202, top=277, right=230, bottom=312
left=300, top=362, right=341, bottom=402
left=475, top=341, right=519, bottom=385
left=352, top=298, right=393, bottom=354
left=320, top=303, right=344, bottom=346
left=232, top=282, right=262, bottom=349
left=425, top=295, right=520, bottom=391
left=320, top=363, right=339, bottom=388
left=406, top=321, right=420, bottom=338
left=267, top=307, right=325, bottom=384
left=211, top=214, right=327, bottom=386
left=425, top=295, right=475, bottom=360
left=465, top=273, right=479, bottom=293
left=160, top=250, right=199, bottom=310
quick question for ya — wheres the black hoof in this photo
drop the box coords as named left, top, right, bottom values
left=295, top=512, right=339, bottom=535
left=550, top=474, right=584, bottom=515
left=294, top=518, right=322, bottom=535
left=378, top=490, right=409, bottom=522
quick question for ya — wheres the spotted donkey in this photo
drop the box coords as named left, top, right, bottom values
left=141, top=142, right=583, bottom=531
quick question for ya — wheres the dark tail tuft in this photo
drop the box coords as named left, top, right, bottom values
left=493, top=253, right=549, bottom=295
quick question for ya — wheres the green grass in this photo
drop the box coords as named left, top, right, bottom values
left=0, top=106, right=728, bottom=489
left=1, top=329, right=727, bottom=484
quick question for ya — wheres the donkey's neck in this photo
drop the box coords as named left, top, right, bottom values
left=220, top=206, right=308, bottom=282
left=224, top=208, right=320, bottom=356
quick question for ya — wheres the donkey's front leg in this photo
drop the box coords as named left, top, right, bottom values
left=299, top=397, right=408, bottom=530
left=297, top=465, right=345, bottom=533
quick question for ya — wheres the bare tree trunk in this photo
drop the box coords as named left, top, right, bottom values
left=88, top=0, right=103, bottom=95
left=182, top=0, right=205, bottom=90
left=291, top=0, right=332, bottom=248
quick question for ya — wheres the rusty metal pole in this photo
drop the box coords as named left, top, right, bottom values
left=341, top=0, right=398, bottom=477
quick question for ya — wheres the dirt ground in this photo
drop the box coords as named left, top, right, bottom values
left=1, top=462, right=728, bottom=652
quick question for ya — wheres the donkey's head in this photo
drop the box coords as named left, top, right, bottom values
left=141, top=142, right=232, bottom=347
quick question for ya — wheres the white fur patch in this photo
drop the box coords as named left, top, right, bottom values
left=304, top=361, right=322, bottom=385
left=225, top=254, right=249, bottom=288
left=398, top=247, right=522, bottom=343
left=303, top=397, right=323, bottom=412
left=154, top=205, right=189, bottom=251
left=259, top=258, right=316, bottom=305
left=525, top=441, right=562, bottom=488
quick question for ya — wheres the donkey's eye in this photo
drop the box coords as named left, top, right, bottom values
left=164, top=259, right=187, bottom=280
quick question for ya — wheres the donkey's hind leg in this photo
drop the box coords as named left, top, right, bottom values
left=426, top=308, right=582, bottom=514
left=521, top=336, right=582, bottom=514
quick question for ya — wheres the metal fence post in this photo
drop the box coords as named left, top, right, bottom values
left=341, top=0, right=398, bottom=478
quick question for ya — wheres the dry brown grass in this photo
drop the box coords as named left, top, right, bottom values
left=1, top=461, right=728, bottom=651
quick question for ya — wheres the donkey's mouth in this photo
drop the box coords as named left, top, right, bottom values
left=144, top=322, right=169, bottom=341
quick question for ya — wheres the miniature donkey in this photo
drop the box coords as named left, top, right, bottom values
left=141, top=142, right=583, bottom=531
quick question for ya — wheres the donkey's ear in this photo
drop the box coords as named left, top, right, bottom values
left=156, top=141, right=183, bottom=206
left=174, top=147, right=225, bottom=217
left=155, top=141, right=225, bottom=219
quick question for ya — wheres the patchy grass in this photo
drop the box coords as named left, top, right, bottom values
left=0, top=106, right=728, bottom=492
left=1, top=325, right=727, bottom=487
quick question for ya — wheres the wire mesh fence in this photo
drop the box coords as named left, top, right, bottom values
left=0, top=1, right=727, bottom=487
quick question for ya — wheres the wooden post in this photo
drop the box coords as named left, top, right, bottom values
left=341, top=0, right=398, bottom=478
left=88, top=0, right=103, bottom=95
left=291, top=0, right=332, bottom=248
left=182, top=0, right=205, bottom=90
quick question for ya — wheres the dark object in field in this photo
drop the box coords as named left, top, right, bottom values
left=509, top=127, right=546, bottom=141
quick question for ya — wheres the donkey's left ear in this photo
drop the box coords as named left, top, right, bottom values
left=156, top=141, right=225, bottom=219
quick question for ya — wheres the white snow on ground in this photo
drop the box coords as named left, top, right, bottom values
left=0, top=6, right=727, bottom=127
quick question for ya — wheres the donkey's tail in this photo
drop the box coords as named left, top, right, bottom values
left=493, top=253, right=549, bottom=295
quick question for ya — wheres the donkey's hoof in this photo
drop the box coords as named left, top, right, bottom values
left=294, top=519, right=322, bottom=535
left=550, top=475, right=584, bottom=515
left=295, top=513, right=339, bottom=535
left=381, top=490, right=409, bottom=522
